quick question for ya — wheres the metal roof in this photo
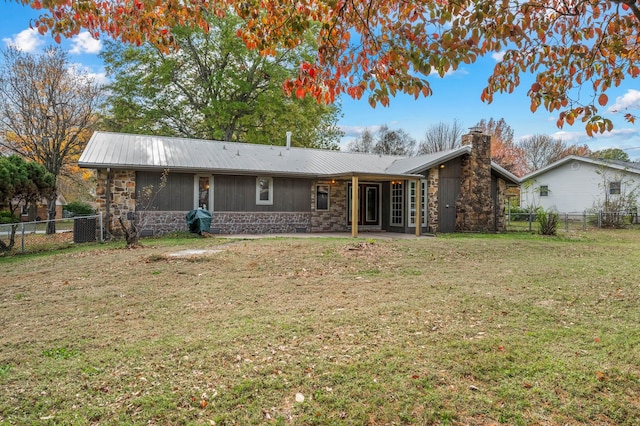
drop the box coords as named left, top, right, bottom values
left=520, top=155, right=640, bottom=181
left=78, top=131, right=519, bottom=184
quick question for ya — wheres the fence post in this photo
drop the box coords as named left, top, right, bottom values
left=21, top=222, right=25, bottom=254
left=529, top=211, right=533, bottom=232
left=98, top=212, right=104, bottom=243
left=598, top=210, right=602, bottom=228
left=582, top=211, right=586, bottom=230
left=565, top=213, right=569, bottom=231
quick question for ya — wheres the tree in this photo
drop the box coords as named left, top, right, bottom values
left=475, top=118, right=527, bottom=177
left=417, top=119, right=464, bottom=154
left=21, top=0, right=640, bottom=135
left=592, top=148, right=631, bottom=162
left=346, top=126, right=415, bottom=155
left=0, top=155, right=55, bottom=252
left=562, top=144, right=592, bottom=158
left=593, top=165, right=639, bottom=227
left=373, top=125, right=416, bottom=156
left=346, top=129, right=375, bottom=153
left=100, top=15, right=342, bottom=148
left=519, top=134, right=570, bottom=173
left=0, top=46, right=102, bottom=233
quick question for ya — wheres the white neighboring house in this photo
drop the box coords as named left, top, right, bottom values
left=520, top=155, right=640, bottom=213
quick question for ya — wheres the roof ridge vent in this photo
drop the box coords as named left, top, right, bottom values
left=223, top=145, right=226, bottom=150
left=236, top=150, right=240, bottom=156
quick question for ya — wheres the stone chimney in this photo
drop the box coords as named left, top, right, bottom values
left=455, top=129, right=495, bottom=231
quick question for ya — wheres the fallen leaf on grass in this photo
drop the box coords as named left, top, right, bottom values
left=596, top=371, right=606, bottom=382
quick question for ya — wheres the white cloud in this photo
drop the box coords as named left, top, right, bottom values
left=550, top=130, right=583, bottom=144
left=70, top=32, right=102, bottom=54
left=2, top=28, right=44, bottom=53
left=429, top=67, right=468, bottom=78
left=492, top=51, right=506, bottom=62
left=608, top=89, right=640, bottom=113
left=339, top=125, right=382, bottom=138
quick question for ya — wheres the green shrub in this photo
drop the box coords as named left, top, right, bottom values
left=508, top=206, right=535, bottom=222
left=0, top=211, right=19, bottom=224
left=64, top=201, right=94, bottom=216
left=536, top=209, right=559, bottom=235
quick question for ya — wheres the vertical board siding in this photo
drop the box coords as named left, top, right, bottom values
left=438, top=157, right=462, bottom=233
left=214, top=175, right=311, bottom=212
left=136, top=172, right=193, bottom=211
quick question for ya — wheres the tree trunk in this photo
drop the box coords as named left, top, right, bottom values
left=118, top=216, right=140, bottom=248
left=46, top=191, right=57, bottom=235
left=0, top=224, right=18, bottom=253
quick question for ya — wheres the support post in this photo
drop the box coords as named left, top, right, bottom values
left=351, top=176, right=359, bottom=238
left=415, top=178, right=421, bottom=237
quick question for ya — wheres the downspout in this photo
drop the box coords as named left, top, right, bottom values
left=105, top=167, right=111, bottom=240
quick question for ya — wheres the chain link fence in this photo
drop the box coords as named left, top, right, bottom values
left=0, top=213, right=104, bottom=255
left=506, top=210, right=639, bottom=232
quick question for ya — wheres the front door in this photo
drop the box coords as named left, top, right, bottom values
left=438, top=176, right=459, bottom=233
left=348, top=183, right=380, bottom=226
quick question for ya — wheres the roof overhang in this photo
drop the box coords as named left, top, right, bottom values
left=80, top=163, right=424, bottom=181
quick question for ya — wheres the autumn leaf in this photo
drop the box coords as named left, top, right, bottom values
left=598, top=93, right=608, bottom=106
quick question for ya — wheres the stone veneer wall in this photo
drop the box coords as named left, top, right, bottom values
left=495, top=178, right=507, bottom=232
left=456, top=132, right=495, bottom=232
left=211, top=212, right=311, bottom=234
left=127, top=211, right=312, bottom=236
left=310, top=180, right=349, bottom=232
left=96, top=169, right=136, bottom=236
left=426, top=167, right=439, bottom=233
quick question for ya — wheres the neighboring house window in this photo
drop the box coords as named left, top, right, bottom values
left=390, top=181, right=403, bottom=226
left=408, top=180, right=427, bottom=227
left=256, top=177, right=273, bottom=205
left=609, top=181, right=621, bottom=195
left=539, top=185, right=549, bottom=197
left=316, top=185, right=329, bottom=210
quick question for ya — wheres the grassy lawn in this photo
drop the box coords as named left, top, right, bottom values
left=1, top=230, right=639, bottom=425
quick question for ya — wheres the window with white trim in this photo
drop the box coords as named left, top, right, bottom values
left=609, top=181, right=621, bottom=195
left=390, top=181, right=403, bottom=226
left=256, top=177, right=273, bottom=205
left=194, top=175, right=213, bottom=210
left=408, top=180, right=427, bottom=227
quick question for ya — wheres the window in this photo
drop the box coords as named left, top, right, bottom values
left=256, top=177, right=273, bottom=205
left=408, top=180, right=427, bottom=227
left=194, top=175, right=214, bottom=210
left=609, top=181, right=621, bottom=195
left=539, top=185, right=549, bottom=197
left=316, top=185, right=329, bottom=210
left=390, top=181, right=403, bottom=226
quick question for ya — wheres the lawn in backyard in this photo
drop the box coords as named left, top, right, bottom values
left=1, top=230, right=639, bottom=425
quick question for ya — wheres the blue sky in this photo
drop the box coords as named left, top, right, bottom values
left=3, top=2, right=640, bottom=159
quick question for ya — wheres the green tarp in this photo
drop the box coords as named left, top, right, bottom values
left=186, top=209, right=211, bottom=234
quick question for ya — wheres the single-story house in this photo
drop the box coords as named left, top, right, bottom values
left=520, top=155, right=640, bottom=213
left=78, top=130, right=519, bottom=237
left=0, top=194, right=67, bottom=222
